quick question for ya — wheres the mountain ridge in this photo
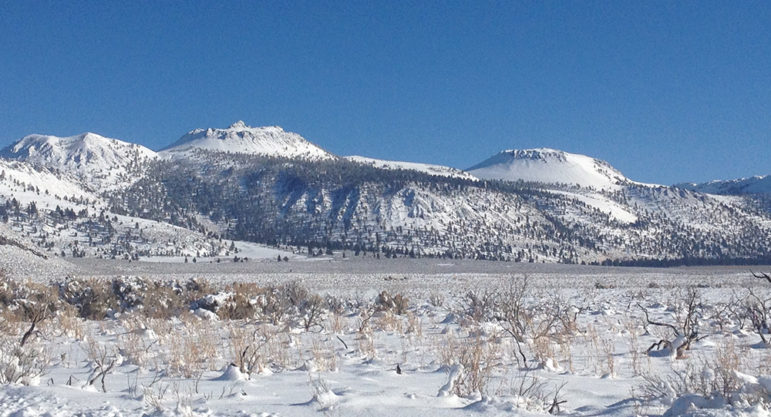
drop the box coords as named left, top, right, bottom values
left=0, top=123, right=768, bottom=265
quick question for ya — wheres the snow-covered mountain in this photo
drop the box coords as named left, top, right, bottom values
left=0, top=132, right=157, bottom=191
left=345, top=155, right=478, bottom=181
left=676, top=175, right=771, bottom=196
left=0, top=124, right=768, bottom=265
left=467, top=148, right=635, bottom=190
left=160, top=121, right=335, bottom=160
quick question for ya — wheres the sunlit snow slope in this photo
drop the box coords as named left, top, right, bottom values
left=160, top=121, right=335, bottom=160
left=345, top=155, right=478, bottom=180
left=468, top=148, right=635, bottom=190
left=0, top=132, right=157, bottom=191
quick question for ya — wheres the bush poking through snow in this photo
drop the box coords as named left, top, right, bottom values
left=640, top=340, right=771, bottom=414
left=0, top=336, right=49, bottom=385
left=376, top=290, right=409, bottom=315
left=640, top=287, right=704, bottom=359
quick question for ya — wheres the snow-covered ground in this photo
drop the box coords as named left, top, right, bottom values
left=0, top=261, right=769, bottom=416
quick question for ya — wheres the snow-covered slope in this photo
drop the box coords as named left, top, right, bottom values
left=677, top=175, right=771, bottom=196
left=160, top=121, right=335, bottom=160
left=345, top=155, right=478, bottom=180
left=0, top=159, right=96, bottom=203
left=467, top=148, right=636, bottom=190
left=0, top=132, right=157, bottom=191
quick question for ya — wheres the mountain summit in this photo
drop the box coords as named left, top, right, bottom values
left=1, top=132, right=157, bottom=191
left=160, top=121, right=335, bottom=160
left=467, top=148, right=634, bottom=190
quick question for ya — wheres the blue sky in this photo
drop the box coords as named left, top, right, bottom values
left=0, top=1, right=768, bottom=184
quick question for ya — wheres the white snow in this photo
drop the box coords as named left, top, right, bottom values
left=468, top=148, right=642, bottom=190
left=552, top=190, right=638, bottom=223
left=678, top=175, right=771, bottom=196
left=0, top=265, right=768, bottom=416
left=160, top=121, right=336, bottom=161
left=345, top=155, right=478, bottom=180
left=1, top=132, right=158, bottom=191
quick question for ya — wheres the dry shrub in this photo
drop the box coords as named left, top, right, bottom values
left=84, top=337, right=118, bottom=392
left=217, top=283, right=264, bottom=320
left=55, top=307, right=86, bottom=340
left=0, top=335, right=50, bottom=385
left=356, top=314, right=377, bottom=360
left=168, top=316, right=220, bottom=378
left=406, top=311, right=422, bottom=338
left=531, top=335, right=556, bottom=368
left=265, top=331, right=296, bottom=370
left=309, top=336, right=337, bottom=372
left=139, top=285, right=187, bottom=319
left=376, top=291, right=409, bottom=315
left=640, top=339, right=757, bottom=407
left=299, top=294, right=325, bottom=331
left=117, top=326, right=154, bottom=370
left=373, top=310, right=403, bottom=333
left=429, top=293, right=445, bottom=308
left=328, top=312, right=346, bottom=334
left=58, top=278, right=117, bottom=320
left=437, top=331, right=460, bottom=368
left=0, top=272, right=20, bottom=308
left=445, top=334, right=497, bottom=397
left=229, top=323, right=274, bottom=375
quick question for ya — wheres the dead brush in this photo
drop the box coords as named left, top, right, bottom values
left=530, top=334, right=556, bottom=369
left=167, top=315, right=221, bottom=378
left=600, top=336, right=616, bottom=378
left=495, top=277, right=582, bottom=368
left=117, top=324, right=154, bottom=371
left=356, top=306, right=377, bottom=359
left=265, top=331, right=296, bottom=370
left=556, top=334, right=574, bottom=373
left=437, top=331, right=460, bottom=368
left=639, top=339, right=751, bottom=407
left=57, top=277, right=118, bottom=320
left=639, top=287, right=704, bottom=359
left=405, top=311, right=422, bottom=339
left=308, top=336, right=337, bottom=372
left=623, top=319, right=644, bottom=376
left=218, top=282, right=264, bottom=320
left=139, top=284, right=188, bottom=319
left=328, top=311, right=346, bottom=334
left=373, top=310, right=403, bottom=333
left=357, top=328, right=377, bottom=360
left=0, top=306, right=51, bottom=386
left=228, top=322, right=275, bottom=376
left=449, top=334, right=498, bottom=397
left=375, top=290, right=410, bottom=315
left=55, top=306, right=86, bottom=340
left=84, top=337, right=118, bottom=392
left=299, top=294, right=326, bottom=331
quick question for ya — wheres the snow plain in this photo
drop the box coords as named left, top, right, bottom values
left=0, top=255, right=770, bottom=417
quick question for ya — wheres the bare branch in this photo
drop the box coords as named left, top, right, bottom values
left=750, top=270, right=771, bottom=284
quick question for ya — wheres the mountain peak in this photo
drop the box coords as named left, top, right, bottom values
left=1, top=132, right=157, bottom=191
left=467, top=148, right=634, bottom=190
left=229, top=120, right=248, bottom=130
left=160, top=123, right=335, bottom=160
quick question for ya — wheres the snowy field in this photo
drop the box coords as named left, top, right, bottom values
left=0, top=258, right=770, bottom=416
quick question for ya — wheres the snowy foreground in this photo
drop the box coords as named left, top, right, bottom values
left=0, top=261, right=770, bottom=417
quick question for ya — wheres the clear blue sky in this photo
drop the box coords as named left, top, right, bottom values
left=1, top=1, right=768, bottom=184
